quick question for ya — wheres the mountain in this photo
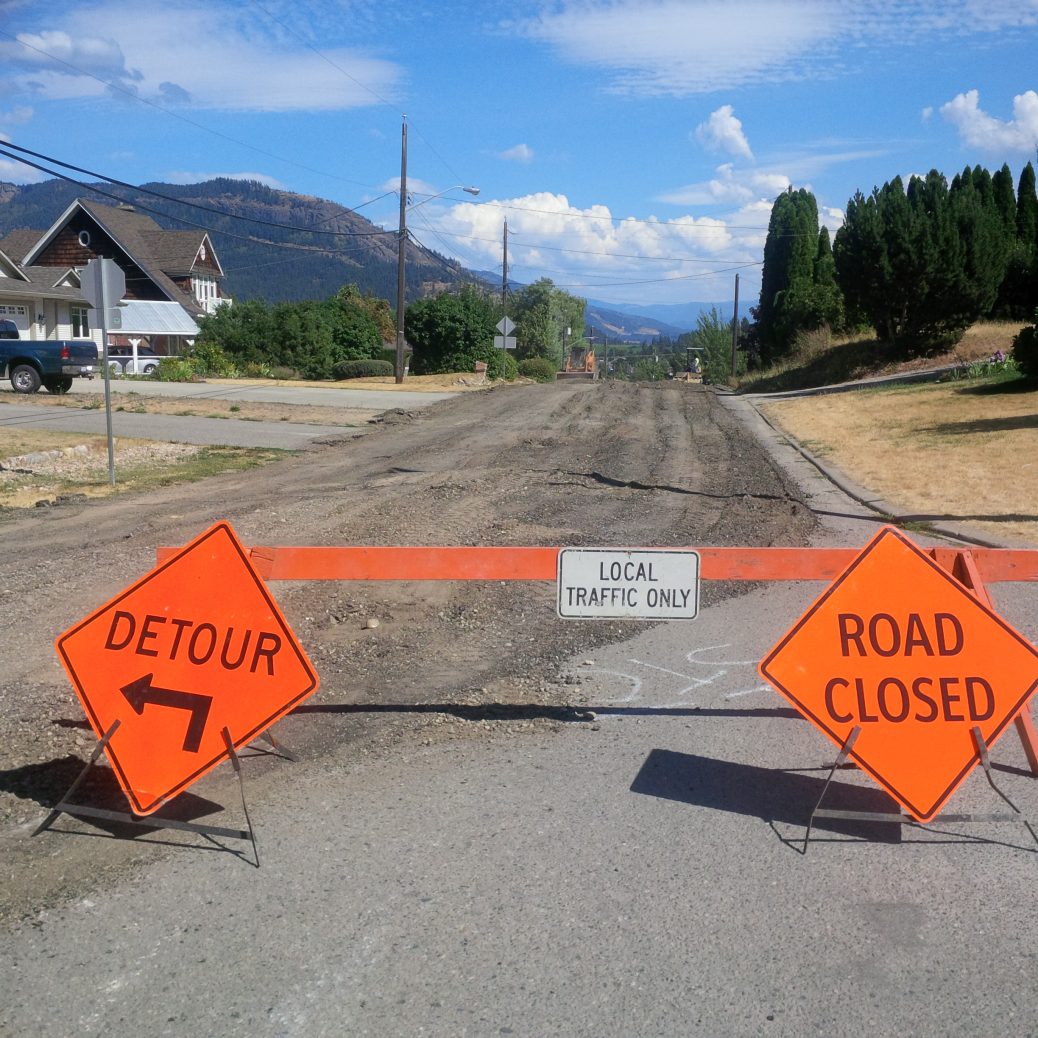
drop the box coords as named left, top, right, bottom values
left=588, top=298, right=733, bottom=329
left=0, top=177, right=472, bottom=304
left=584, top=302, right=689, bottom=344
left=474, top=272, right=706, bottom=343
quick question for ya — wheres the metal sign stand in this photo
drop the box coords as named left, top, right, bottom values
left=31, top=719, right=289, bottom=867
left=803, top=724, right=1037, bottom=852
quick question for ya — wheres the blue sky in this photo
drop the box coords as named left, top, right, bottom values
left=1, top=0, right=1037, bottom=308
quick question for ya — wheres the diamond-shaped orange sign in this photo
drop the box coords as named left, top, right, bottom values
left=759, top=526, right=1038, bottom=822
left=56, top=522, right=319, bottom=815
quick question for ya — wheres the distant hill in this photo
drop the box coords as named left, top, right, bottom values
left=474, top=273, right=706, bottom=343
left=585, top=302, right=689, bottom=344
left=592, top=299, right=731, bottom=330
left=0, top=177, right=473, bottom=304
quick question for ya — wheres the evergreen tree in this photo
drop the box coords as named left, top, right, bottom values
left=756, top=187, right=821, bottom=363
left=992, top=164, right=1018, bottom=243
left=834, top=169, right=1000, bottom=352
left=809, top=227, right=844, bottom=330
left=1016, top=163, right=1038, bottom=247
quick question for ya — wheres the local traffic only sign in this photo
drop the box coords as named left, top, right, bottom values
left=558, top=548, right=700, bottom=619
left=56, top=522, right=319, bottom=815
left=759, top=526, right=1038, bottom=822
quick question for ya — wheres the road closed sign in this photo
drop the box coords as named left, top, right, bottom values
left=759, top=526, right=1038, bottom=822
left=55, top=521, right=319, bottom=815
left=557, top=548, right=700, bottom=619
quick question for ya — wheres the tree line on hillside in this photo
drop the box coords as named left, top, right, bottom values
left=753, top=162, right=1038, bottom=366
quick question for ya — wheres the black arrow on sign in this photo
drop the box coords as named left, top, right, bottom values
left=120, top=674, right=214, bottom=753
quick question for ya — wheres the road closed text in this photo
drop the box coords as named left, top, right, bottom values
left=823, top=611, right=994, bottom=723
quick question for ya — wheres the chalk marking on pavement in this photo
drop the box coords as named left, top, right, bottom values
left=724, top=683, right=772, bottom=700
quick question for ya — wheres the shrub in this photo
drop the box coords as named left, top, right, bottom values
left=269, top=366, right=299, bottom=380
left=487, top=350, right=518, bottom=381
left=189, top=340, right=237, bottom=377
left=239, top=361, right=274, bottom=378
left=1012, top=315, right=1038, bottom=380
left=333, top=359, right=394, bottom=380
left=633, top=358, right=669, bottom=381
left=518, top=357, right=557, bottom=382
left=156, top=357, right=196, bottom=382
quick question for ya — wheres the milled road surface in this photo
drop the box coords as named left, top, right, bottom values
left=1, top=380, right=1035, bottom=1037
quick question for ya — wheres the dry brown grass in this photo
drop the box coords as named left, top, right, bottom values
left=760, top=377, right=1038, bottom=545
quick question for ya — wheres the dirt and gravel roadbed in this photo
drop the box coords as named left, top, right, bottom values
left=0, top=380, right=815, bottom=921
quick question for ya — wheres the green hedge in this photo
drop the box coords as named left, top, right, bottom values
left=488, top=351, right=518, bottom=381
left=334, top=359, right=394, bottom=380
left=1012, top=314, right=1038, bottom=380
left=517, top=357, right=557, bottom=382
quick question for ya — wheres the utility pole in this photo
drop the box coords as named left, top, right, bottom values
left=395, top=115, right=408, bottom=384
left=730, top=272, right=740, bottom=379
left=502, top=219, right=508, bottom=309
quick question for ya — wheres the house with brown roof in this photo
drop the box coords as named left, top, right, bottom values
left=0, top=198, right=228, bottom=356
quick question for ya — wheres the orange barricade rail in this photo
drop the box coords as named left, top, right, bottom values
left=156, top=544, right=1038, bottom=584
left=155, top=541, right=1038, bottom=774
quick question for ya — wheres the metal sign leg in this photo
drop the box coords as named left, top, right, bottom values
left=34, top=721, right=261, bottom=864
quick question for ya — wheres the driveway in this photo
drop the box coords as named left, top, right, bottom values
left=62, top=375, right=459, bottom=410
left=0, top=377, right=461, bottom=449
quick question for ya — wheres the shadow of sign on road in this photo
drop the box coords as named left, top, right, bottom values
left=630, top=748, right=904, bottom=844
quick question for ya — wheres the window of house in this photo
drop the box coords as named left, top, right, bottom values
left=70, top=306, right=90, bottom=338
left=192, top=275, right=218, bottom=309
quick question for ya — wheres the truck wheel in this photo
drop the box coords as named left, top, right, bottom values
left=44, top=376, right=74, bottom=394
left=11, top=364, right=42, bottom=394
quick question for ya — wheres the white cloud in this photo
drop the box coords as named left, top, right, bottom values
left=921, top=106, right=933, bottom=121
left=695, top=106, right=753, bottom=160
left=166, top=171, right=286, bottom=189
left=497, top=143, right=534, bottom=164
left=0, top=154, right=49, bottom=183
left=1, top=2, right=403, bottom=112
left=510, top=1, right=1038, bottom=97
left=660, top=164, right=789, bottom=206
left=0, top=105, right=34, bottom=127
left=939, top=89, right=1038, bottom=153
left=426, top=191, right=764, bottom=303
left=513, top=1, right=840, bottom=95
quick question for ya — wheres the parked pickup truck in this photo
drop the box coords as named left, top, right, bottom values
left=0, top=318, right=98, bottom=394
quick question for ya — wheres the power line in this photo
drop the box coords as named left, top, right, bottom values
left=0, top=142, right=392, bottom=238
left=0, top=147, right=400, bottom=261
left=0, top=26, right=382, bottom=191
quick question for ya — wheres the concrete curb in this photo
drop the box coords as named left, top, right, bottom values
left=718, top=383, right=1026, bottom=550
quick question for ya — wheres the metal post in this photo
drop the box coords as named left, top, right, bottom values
left=395, top=116, right=408, bottom=385
left=730, top=272, right=740, bottom=379
left=502, top=219, right=508, bottom=309
left=94, top=264, right=116, bottom=486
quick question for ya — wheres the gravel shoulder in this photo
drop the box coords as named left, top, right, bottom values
left=0, top=380, right=815, bottom=922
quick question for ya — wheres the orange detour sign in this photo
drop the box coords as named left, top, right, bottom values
left=55, top=521, right=319, bottom=815
left=759, top=526, right=1038, bottom=823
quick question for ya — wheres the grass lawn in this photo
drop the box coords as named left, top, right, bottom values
left=759, top=374, right=1038, bottom=546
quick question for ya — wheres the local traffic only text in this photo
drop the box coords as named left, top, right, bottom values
left=556, top=548, right=701, bottom=620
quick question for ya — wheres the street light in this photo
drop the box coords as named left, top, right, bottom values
left=395, top=117, right=479, bottom=383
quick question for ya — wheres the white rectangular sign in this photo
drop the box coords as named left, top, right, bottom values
left=557, top=548, right=700, bottom=620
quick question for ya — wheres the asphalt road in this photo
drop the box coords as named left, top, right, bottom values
left=2, top=389, right=1036, bottom=1037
